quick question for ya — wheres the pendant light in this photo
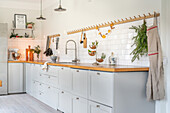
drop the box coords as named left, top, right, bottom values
left=37, top=0, right=46, bottom=20
left=54, top=0, right=66, bottom=12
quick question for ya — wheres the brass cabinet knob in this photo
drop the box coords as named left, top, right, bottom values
left=97, top=72, right=100, bottom=75
left=76, top=97, right=79, bottom=100
left=96, top=105, right=100, bottom=108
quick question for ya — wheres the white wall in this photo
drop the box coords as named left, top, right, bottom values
left=0, top=7, right=43, bottom=60
left=160, top=0, right=170, bottom=113
left=42, top=0, right=161, bottom=64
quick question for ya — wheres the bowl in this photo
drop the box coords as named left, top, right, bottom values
left=50, top=56, right=57, bottom=63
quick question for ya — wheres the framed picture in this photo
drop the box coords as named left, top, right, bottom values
left=14, top=14, right=27, bottom=29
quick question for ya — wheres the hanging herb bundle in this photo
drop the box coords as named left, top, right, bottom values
left=129, top=20, right=148, bottom=62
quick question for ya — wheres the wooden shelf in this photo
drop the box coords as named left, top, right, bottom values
left=9, top=37, right=35, bottom=40
left=11, top=28, right=34, bottom=31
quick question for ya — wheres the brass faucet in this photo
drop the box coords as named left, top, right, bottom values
left=65, top=40, right=80, bottom=63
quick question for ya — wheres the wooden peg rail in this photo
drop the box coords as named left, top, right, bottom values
left=48, top=34, right=60, bottom=48
left=49, top=34, right=60, bottom=38
left=67, top=12, right=160, bottom=35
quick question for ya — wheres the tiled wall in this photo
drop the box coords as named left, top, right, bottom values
left=47, top=18, right=159, bottom=66
left=8, top=38, right=43, bottom=60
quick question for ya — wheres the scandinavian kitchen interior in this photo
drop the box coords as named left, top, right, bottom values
left=0, top=0, right=170, bottom=113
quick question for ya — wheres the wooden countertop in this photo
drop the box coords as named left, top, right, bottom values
left=8, top=60, right=149, bottom=72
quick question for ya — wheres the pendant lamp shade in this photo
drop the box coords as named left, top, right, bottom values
left=37, top=0, right=46, bottom=20
left=54, top=0, right=66, bottom=12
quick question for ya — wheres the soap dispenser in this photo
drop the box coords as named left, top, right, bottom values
left=109, top=52, right=116, bottom=66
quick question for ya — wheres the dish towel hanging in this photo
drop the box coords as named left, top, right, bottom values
left=146, top=15, right=165, bottom=100
left=42, top=61, right=50, bottom=72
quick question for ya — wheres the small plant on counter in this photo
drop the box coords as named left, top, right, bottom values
left=96, top=53, right=106, bottom=63
left=10, top=33, right=23, bottom=38
left=129, top=20, right=148, bottom=62
left=33, top=45, right=41, bottom=60
left=26, top=22, right=35, bottom=29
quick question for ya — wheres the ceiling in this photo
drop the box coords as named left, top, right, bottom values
left=0, top=0, right=48, bottom=3
left=0, top=0, right=56, bottom=10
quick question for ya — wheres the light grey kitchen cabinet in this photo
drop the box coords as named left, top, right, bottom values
left=89, top=71, right=114, bottom=107
left=73, top=96, right=88, bottom=113
left=89, top=101, right=112, bottom=113
left=25, top=63, right=32, bottom=95
left=8, top=63, right=24, bottom=93
left=45, top=85, right=59, bottom=109
left=72, top=69, right=88, bottom=98
left=22, top=63, right=154, bottom=113
left=58, top=90, right=73, bottom=113
left=58, top=67, right=73, bottom=92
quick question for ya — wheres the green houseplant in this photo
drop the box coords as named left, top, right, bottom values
left=129, top=20, right=148, bottom=62
left=33, top=45, right=41, bottom=60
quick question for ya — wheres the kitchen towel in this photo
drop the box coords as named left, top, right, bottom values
left=146, top=15, right=165, bottom=100
left=42, top=61, right=50, bottom=71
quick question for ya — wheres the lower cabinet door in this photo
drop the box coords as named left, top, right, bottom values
left=73, top=96, right=88, bottom=113
left=31, top=80, right=38, bottom=98
left=58, top=90, right=72, bottom=113
left=89, top=71, right=114, bottom=106
left=45, top=86, right=59, bottom=110
left=89, top=101, right=113, bottom=113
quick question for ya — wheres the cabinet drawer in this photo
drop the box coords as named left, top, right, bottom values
left=41, top=65, right=59, bottom=77
left=89, top=101, right=113, bottom=113
left=39, top=74, right=59, bottom=88
left=89, top=71, right=114, bottom=107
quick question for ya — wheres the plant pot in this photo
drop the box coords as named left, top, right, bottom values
left=89, top=45, right=96, bottom=49
left=88, top=51, right=96, bottom=56
left=27, top=24, right=33, bottom=29
left=96, top=58, right=104, bottom=63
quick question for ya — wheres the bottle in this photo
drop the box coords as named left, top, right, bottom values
left=109, top=52, right=116, bottom=65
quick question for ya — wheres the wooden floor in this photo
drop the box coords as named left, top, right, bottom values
left=0, top=94, right=61, bottom=113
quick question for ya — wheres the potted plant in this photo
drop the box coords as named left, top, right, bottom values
left=27, top=22, right=35, bottom=29
left=33, top=45, right=41, bottom=60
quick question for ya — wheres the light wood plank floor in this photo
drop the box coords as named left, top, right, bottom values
left=0, top=94, right=61, bottom=113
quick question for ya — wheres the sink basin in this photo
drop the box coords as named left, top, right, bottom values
left=57, top=62, right=78, bottom=64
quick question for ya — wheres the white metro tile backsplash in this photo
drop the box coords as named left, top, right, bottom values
left=8, top=38, right=43, bottom=60
left=53, top=18, right=159, bottom=66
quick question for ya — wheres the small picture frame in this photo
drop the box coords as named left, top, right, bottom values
left=14, top=14, right=27, bottom=29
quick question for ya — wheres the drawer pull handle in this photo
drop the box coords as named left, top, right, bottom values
left=96, top=105, right=100, bottom=108
left=40, top=74, right=42, bottom=76
left=40, top=93, right=42, bottom=95
left=62, top=91, right=64, bottom=93
left=48, top=76, right=50, bottom=78
left=48, top=87, right=50, bottom=89
left=97, top=73, right=100, bottom=75
left=76, top=97, right=79, bottom=100
left=77, top=70, right=79, bottom=72
left=61, top=68, right=64, bottom=70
